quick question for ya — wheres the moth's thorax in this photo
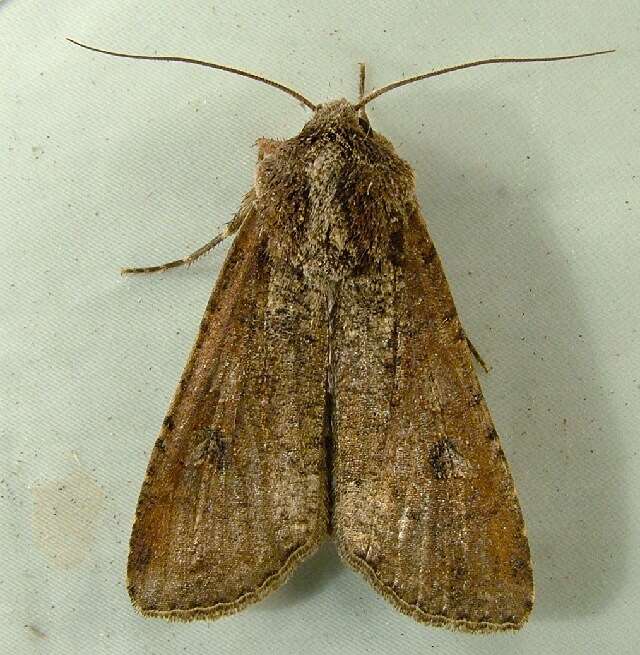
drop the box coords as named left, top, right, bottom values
left=254, top=99, right=416, bottom=284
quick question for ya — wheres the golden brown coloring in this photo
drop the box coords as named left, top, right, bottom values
left=67, top=38, right=615, bottom=630
left=127, top=99, right=533, bottom=631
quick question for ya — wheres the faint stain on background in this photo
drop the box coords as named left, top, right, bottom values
left=31, top=464, right=104, bottom=569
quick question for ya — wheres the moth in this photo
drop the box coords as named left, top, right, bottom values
left=69, top=39, right=612, bottom=632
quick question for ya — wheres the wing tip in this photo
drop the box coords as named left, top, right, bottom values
left=337, top=545, right=534, bottom=633
left=126, top=534, right=327, bottom=622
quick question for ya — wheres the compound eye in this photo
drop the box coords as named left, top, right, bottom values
left=257, top=138, right=280, bottom=160
left=358, top=114, right=371, bottom=132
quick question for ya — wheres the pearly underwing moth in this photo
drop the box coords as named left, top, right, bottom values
left=69, top=38, right=612, bottom=632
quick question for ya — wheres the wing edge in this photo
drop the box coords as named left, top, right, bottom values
left=132, top=533, right=328, bottom=621
left=336, top=540, right=533, bottom=632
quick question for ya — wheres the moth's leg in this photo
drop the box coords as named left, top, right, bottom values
left=463, top=332, right=490, bottom=373
left=121, top=229, right=229, bottom=275
left=121, top=190, right=254, bottom=276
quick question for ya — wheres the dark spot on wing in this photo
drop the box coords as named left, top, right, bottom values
left=428, top=438, right=468, bottom=480
left=192, top=427, right=231, bottom=472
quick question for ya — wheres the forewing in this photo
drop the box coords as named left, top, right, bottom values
left=127, top=203, right=329, bottom=619
left=332, top=204, right=533, bottom=632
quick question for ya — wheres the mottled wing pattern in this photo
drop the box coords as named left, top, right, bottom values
left=332, top=204, right=533, bottom=632
left=127, top=203, right=329, bottom=619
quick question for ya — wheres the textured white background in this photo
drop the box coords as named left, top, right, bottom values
left=2, top=1, right=639, bottom=653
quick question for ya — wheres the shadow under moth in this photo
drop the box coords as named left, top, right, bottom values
left=69, top=39, right=612, bottom=632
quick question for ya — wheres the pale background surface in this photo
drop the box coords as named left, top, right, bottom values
left=2, top=1, right=639, bottom=653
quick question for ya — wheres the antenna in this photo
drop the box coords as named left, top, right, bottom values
left=67, top=38, right=317, bottom=110
left=355, top=49, right=615, bottom=109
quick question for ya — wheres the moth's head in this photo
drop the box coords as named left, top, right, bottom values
left=256, top=98, right=378, bottom=164
left=308, top=99, right=372, bottom=134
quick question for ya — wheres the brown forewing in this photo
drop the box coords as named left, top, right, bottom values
left=332, top=202, right=533, bottom=632
left=127, top=202, right=329, bottom=619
